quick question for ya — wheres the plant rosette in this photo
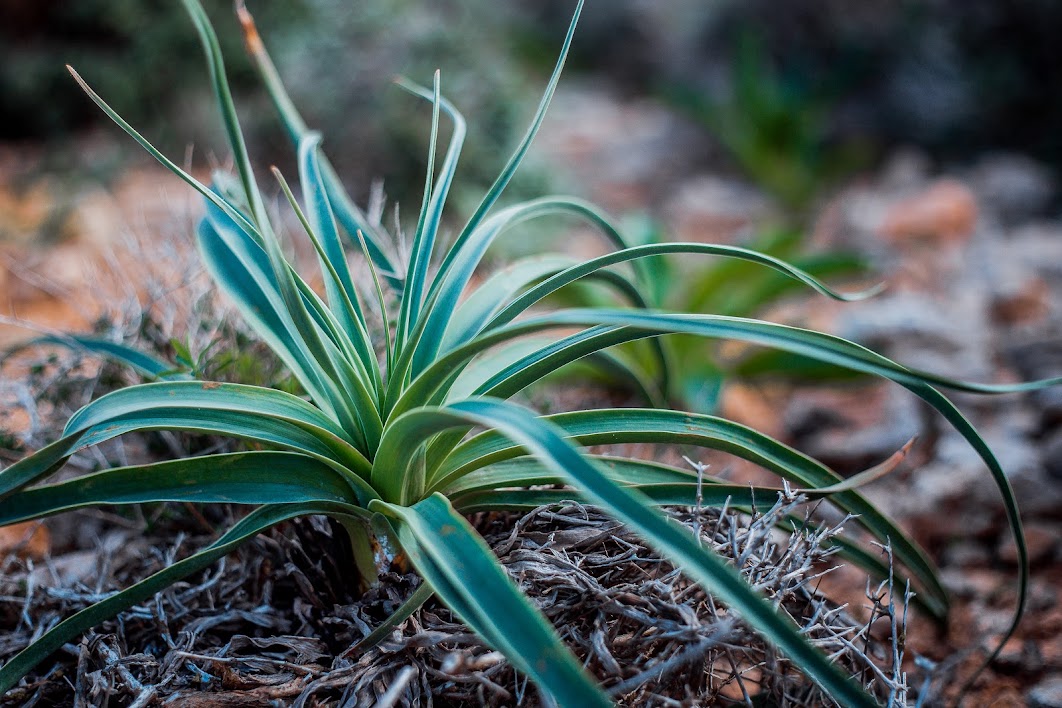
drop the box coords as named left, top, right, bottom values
left=1, top=1, right=1059, bottom=705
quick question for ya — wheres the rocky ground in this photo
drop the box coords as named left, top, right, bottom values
left=1, top=82, right=1061, bottom=704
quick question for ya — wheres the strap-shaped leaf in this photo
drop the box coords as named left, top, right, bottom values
left=465, top=325, right=639, bottom=402
left=372, top=494, right=611, bottom=707
left=0, top=382, right=375, bottom=503
left=442, top=447, right=908, bottom=500
left=443, top=448, right=937, bottom=617
left=400, top=0, right=595, bottom=383
left=440, top=255, right=577, bottom=352
left=395, top=76, right=466, bottom=349
left=716, top=252, right=869, bottom=319
left=295, top=137, right=380, bottom=384
left=486, top=241, right=879, bottom=335
left=396, top=72, right=443, bottom=356
left=197, top=218, right=342, bottom=419
left=444, top=454, right=939, bottom=618
left=270, top=172, right=378, bottom=389
left=179, top=4, right=380, bottom=450
left=72, top=42, right=378, bottom=454
left=67, top=67, right=257, bottom=241
left=376, top=400, right=878, bottom=706
left=436, top=248, right=669, bottom=402
left=69, top=377, right=348, bottom=442
left=0, top=451, right=359, bottom=525
left=443, top=334, right=568, bottom=403
left=0, top=500, right=370, bottom=695
left=425, top=1, right=585, bottom=291
left=443, top=330, right=661, bottom=409
left=181, top=0, right=268, bottom=230
left=405, top=197, right=632, bottom=384
left=412, top=309, right=1056, bottom=655
left=200, top=208, right=382, bottom=451
left=297, top=136, right=364, bottom=320
left=442, top=455, right=697, bottom=496
left=7, top=334, right=188, bottom=381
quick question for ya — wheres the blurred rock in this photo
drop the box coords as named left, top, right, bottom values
left=1006, top=224, right=1062, bottom=282
left=834, top=291, right=992, bottom=379
left=784, top=384, right=922, bottom=474
left=940, top=567, right=1003, bottom=600
left=1044, top=431, right=1062, bottom=481
left=0, top=521, right=49, bottom=560
left=1029, top=676, right=1062, bottom=708
left=879, top=179, right=978, bottom=244
left=663, top=175, right=775, bottom=243
left=942, top=540, right=992, bottom=568
left=878, top=149, right=933, bottom=192
left=989, top=272, right=1051, bottom=326
left=536, top=84, right=710, bottom=214
left=969, top=154, right=1055, bottom=225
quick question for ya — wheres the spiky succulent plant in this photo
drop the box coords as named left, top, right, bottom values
left=0, top=1, right=1058, bottom=705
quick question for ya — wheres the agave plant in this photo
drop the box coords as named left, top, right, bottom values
left=0, top=1, right=1058, bottom=705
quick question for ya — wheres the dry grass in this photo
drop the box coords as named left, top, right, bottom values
left=1, top=496, right=908, bottom=707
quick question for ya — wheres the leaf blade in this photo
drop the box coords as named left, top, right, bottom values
left=373, top=494, right=611, bottom=707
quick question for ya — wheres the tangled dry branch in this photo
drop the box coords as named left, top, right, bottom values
left=1, top=497, right=907, bottom=707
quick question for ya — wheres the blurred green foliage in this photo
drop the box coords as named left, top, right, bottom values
left=524, top=0, right=1062, bottom=179
left=667, top=32, right=872, bottom=214
left=0, top=1, right=547, bottom=207
left=0, top=0, right=303, bottom=140
left=557, top=217, right=869, bottom=414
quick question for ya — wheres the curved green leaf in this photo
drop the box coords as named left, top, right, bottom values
left=0, top=451, right=359, bottom=525
left=446, top=455, right=942, bottom=618
left=373, top=494, right=611, bottom=707
left=181, top=0, right=269, bottom=229
left=404, top=196, right=633, bottom=385
left=0, top=382, right=375, bottom=504
left=395, top=76, right=467, bottom=349
left=200, top=208, right=382, bottom=451
left=426, top=0, right=586, bottom=286
left=486, top=241, right=879, bottom=336
left=396, top=72, right=444, bottom=352
left=295, top=137, right=380, bottom=385
left=6, top=334, right=188, bottom=381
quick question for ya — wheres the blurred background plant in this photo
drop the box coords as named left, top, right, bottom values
left=0, top=1, right=306, bottom=137
left=523, top=0, right=1062, bottom=183
left=550, top=216, right=869, bottom=414
left=0, top=0, right=544, bottom=208
left=663, top=30, right=872, bottom=217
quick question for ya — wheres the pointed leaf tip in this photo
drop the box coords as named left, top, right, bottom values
left=235, top=0, right=264, bottom=54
